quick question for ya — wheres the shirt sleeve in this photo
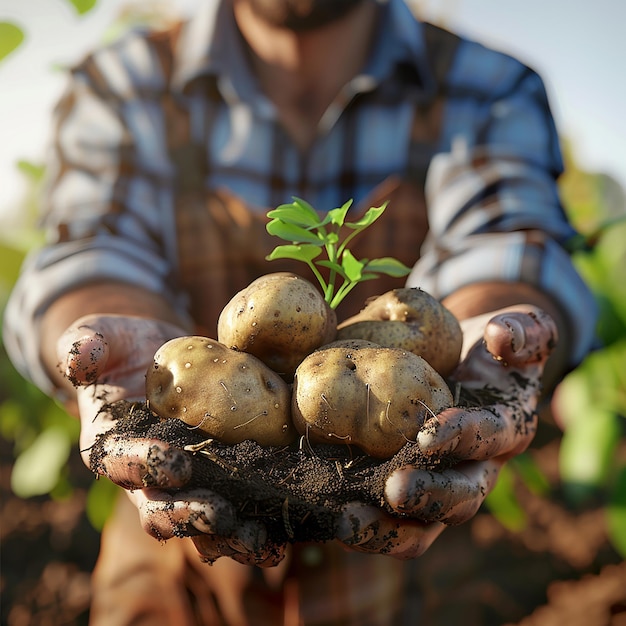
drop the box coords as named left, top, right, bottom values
left=407, top=52, right=598, bottom=367
left=3, top=36, right=187, bottom=394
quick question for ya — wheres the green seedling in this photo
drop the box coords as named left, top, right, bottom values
left=266, top=197, right=410, bottom=309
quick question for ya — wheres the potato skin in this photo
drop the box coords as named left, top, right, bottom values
left=292, top=340, right=454, bottom=458
left=336, top=288, right=462, bottom=377
left=217, top=272, right=337, bottom=380
left=145, top=336, right=295, bottom=446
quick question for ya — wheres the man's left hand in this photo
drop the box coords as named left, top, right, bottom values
left=336, top=305, right=557, bottom=558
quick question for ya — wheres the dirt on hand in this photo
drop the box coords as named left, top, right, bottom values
left=89, top=400, right=450, bottom=545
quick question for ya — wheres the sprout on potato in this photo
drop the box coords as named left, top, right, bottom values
left=146, top=336, right=295, bottom=447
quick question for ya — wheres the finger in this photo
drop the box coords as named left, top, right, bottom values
left=384, top=459, right=501, bottom=524
left=192, top=528, right=287, bottom=568
left=57, top=315, right=186, bottom=387
left=89, top=433, right=193, bottom=489
left=58, top=327, right=110, bottom=387
left=336, top=502, right=446, bottom=559
left=483, top=307, right=558, bottom=368
left=417, top=400, right=538, bottom=460
left=130, top=488, right=236, bottom=541
left=456, top=308, right=557, bottom=387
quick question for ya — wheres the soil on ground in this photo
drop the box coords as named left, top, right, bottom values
left=2, top=409, right=625, bottom=626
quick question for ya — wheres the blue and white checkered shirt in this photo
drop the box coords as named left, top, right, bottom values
left=5, top=0, right=596, bottom=395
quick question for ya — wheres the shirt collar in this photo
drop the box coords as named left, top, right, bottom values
left=171, top=0, right=435, bottom=100
left=363, top=0, right=434, bottom=91
left=171, top=0, right=242, bottom=93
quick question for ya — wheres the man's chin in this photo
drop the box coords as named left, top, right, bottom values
left=245, top=0, right=366, bottom=32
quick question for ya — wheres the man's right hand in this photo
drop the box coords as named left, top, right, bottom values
left=57, top=315, right=286, bottom=567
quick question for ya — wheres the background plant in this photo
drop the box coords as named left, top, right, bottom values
left=484, top=145, right=626, bottom=557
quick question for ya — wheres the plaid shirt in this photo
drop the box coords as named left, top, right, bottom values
left=4, top=0, right=596, bottom=392
left=3, top=1, right=598, bottom=623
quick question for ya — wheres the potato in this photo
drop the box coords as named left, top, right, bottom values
left=336, top=288, right=462, bottom=377
left=291, top=340, right=454, bottom=458
left=145, top=336, right=295, bottom=446
left=217, top=272, right=337, bottom=380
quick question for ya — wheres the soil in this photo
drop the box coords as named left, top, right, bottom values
left=2, top=411, right=625, bottom=626
left=89, top=400, right=452, bottom=546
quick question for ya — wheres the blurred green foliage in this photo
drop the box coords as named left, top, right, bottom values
left=0, top=22, right=24, bottom=63
left=555, top=148, right=626, bottom=556
left=0, top=163, right=81, bottom=502
left=0, top=1, right=97, bottom=64
left=485, top=145, right=626, bottom=557
left=68, top=0, right=98, bottom=15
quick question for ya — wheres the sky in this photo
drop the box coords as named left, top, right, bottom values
left=1, top=0, right=625, bottom=225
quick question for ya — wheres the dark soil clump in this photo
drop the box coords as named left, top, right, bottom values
left=90, top=401, right=451, bottom=544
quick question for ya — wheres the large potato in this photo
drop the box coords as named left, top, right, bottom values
left=292, top=340, right=454, bottom=458
left=145, top=336, right=295, bottom=446
left=218, top=272, right=337, bottom=381
left=336, top=288, right=462, bottom=377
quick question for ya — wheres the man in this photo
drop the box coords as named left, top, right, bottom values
left=4, top=0, right=597, bottom=623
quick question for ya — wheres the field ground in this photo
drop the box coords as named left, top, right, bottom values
left=2, top=421, right=625, bottom=626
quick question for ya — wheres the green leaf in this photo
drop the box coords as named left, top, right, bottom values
left=323, top=231, right=340, bottom=246
left=363, top=257, right=411, bottom=278
left=484, top=464, right=526, bottom=531
left=317, top=260, right=347, bottom=278
left=607, top=465, right=626, bottom=559
left=10, top=426, right=72, bottom=498
left=266, top=244, right=321, bottom=263
left=266, top=220, right=324, bottom=244
left=0, top=241, right=26, bottom=298
left=86, top=478, right=120, bottom=531
left=510, top=453, right=550, bottom=496
left=341, top=249, right=366, bottom=282
left=291, top=197, right=319, bottom=219
left=0, top=22, right=25, bottom=63
left=65, top=0, right=98, bottom=16
left=345, top=203, right=388, bottom=230
left=559, top=406, right=621, bottom=503
left=16, top=159, right=46, bottom=182
left=328, top=200, right=354, bottom=227
left=266, top=204, right=320, bottom=228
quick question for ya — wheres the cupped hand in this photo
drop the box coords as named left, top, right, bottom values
left=57, top=314, right=187, bottom=464
left=336, top=305, right=557, bottom=557
left=57, top=315, right=285, bottom=567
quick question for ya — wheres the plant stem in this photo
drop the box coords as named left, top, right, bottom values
left=306, top=261, right=329, bottom=297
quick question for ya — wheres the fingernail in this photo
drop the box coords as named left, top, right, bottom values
left=335, top=511, right=360, bottom=544
left=385, top=468, right=430, bottom=512
left=417, top=429, right=460, bottom=455
left=64, top=334, right=108, bottom=386
left=502, top=317, right=526, bottom=353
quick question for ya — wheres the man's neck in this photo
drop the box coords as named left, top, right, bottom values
left=233, top=0, right=379, bottom=151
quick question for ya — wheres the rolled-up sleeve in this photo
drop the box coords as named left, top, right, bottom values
left=3, top=37, right=184, bottom=393
left=408, top=55, right=597, bottom=367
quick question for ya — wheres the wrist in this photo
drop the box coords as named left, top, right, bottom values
left=441, top=281, right=561, bottom=322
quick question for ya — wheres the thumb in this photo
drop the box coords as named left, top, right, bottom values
left=57, top=321, right=110, bottom=387
left=56, top=314, right=188, bottom=388
left=483, top=306, right=558, bottom=368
